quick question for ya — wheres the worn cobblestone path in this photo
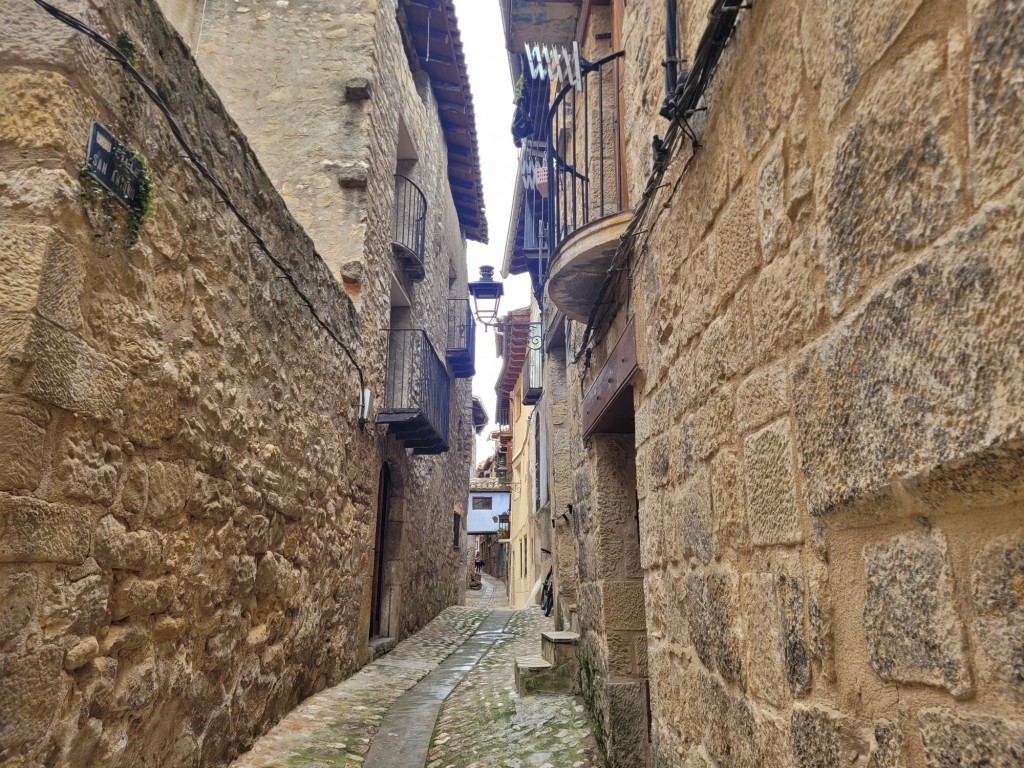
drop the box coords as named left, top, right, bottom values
left=230, top=574, right=603, bottom=768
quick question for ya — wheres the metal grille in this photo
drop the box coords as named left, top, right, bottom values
left=392, top=174, right=427, bottom=279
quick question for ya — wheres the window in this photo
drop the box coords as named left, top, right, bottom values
left=453, top=513, right=461, bottom=549
left=472, top=496, right=493, bottom=510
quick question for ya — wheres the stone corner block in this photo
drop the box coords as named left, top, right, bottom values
left=863, top=530, right=972, bottom=697
left=743, top=419, right=802, bottom=547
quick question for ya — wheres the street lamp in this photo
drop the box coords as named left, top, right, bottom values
left=467, top=265, right=505, bottom=326
left=467, top=266, right=542, bottom=351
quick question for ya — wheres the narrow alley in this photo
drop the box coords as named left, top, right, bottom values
left=230, top=575, right=603, bottom=768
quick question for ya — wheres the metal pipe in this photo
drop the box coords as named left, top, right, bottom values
left=662, top=0, right=679, bottom=116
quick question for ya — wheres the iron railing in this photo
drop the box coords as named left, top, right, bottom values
left=392, top=174, right=427, bottom=281
left=377, top=329, right=450, bottom=454
left=547, top=51, right=627, bottom=255
left=446, top=299, right=476, bottom=378
left=496, top=395, right=511, bottom=433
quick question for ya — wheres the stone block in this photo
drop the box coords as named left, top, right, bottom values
left=0, top=68, right=90, bottom=151
left=710, top=449, right=748, bottom=553
left=694, top=293, right=753, bottom=393
left=99, top=624, right=149, bottom=656
left=674, top=465, right=716, bottom=565
left=743, top=420, right=802, bottom=546
left=736, top=362, right=788, bottom=435
left=94, top=515, right=162, bottom=571
left=606, top=679, right=649, bottom=768
left=972, top=532, right=1024, bottom=693
left=918, top=708, right=1024, bottom=767
left=816, top=41, right=961, bottom=315
left=147, top=461, right=189, bottom=520
left=515, top=654, right=577, bottom=695
left=686, top=567, right=742, bottom=683
left=254, top=552, right=300, bottom=600
left=870, top=722, right=905, bottom=768
left=690, top=387, right=734, bottom=463
left=776, top=549, right=810, bottom=695
left=751, top=230, right=824, bottom=360
left=791, top=705, right=872, bottom=768
left=41, top=572, right=108, bottom=639
left=110, top=575, right=176, bottom=620
left=969, top=0, right=1024, bottom=203
left=0, top=492, right=89, bottom=564
left=121, top=463, right=147, bottom=516
left=801, top=0, right=925, bottom=126
left=10, top=316, right=128, bottom=421
left=0, top=412, right=45, bottom=492
left=807, top=555, right=836, bottom=682
left=65, top=636, right=99, bottom=670
left=0, top=570, right=38, bottom=647
left=743, top=572, right=787, bottom=707
left=0, top=225, right=83, bottom=330
left=0, top=225, right=49, bottom=312
left=0, top=0, right=83, bottom=63
left=604, top=580, right=646, bottom=632
left=57, top=430, right=122, bottom=506
left=122, top=374, right=180, bottom=447
left=794, top=186, right=1024, bottom=518
left=0, top=645, right=65, bottom=753
left=111, top=654, right=158, bottom=712
left=735, top=0, right=801, bottom=156
left=863, top=530, right=971, bottom=697
left=713, top=182, right=760, bottom=297
left=757, top=139, right=791, bottom=263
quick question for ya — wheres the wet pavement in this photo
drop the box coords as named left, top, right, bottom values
left=230, top=574, right=603, bottom=768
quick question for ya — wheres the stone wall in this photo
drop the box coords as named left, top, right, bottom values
left=551, top=0, right=1024, bottom=766
left=0, top=0, right=472, bottom=765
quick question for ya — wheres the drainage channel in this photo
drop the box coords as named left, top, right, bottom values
left=362, top=610, right=515, bottom=768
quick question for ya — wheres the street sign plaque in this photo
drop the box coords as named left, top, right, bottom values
left=85, top=122, right=145, bottom=209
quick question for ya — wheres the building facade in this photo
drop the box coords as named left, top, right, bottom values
left=0, top=0, right=484, bottom=765
left=499, top=1, right=1024, bottom=767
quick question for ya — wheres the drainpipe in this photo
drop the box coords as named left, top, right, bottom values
left=660, top=0, right=679, bottom=117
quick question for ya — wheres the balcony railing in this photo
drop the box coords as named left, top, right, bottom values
left=446, top=299, right=476, bottom=379
left=496, top=395, right=511, bottom=433
left=392, top=174, right=427, bottom=281
left=377, top=329, right=450, bottom=454
left=546, top=51, right=627, bottom=255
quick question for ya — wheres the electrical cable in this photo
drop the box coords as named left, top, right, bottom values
left=31, top=0, right=368, bottom=425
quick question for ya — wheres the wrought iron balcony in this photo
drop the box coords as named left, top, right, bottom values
left=545, top=51, right=631, bottom=321
left=446, top=299, right=476, bottom=379
left=496, top=394, right=512, bottom=434
left=377, top=329, right=450, bottom=454
left=392, top=174, right=427, bottom=281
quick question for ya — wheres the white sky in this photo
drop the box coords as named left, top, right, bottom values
left=454, top=0, right=533, bottom=466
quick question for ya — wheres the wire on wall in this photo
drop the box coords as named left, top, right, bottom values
left=31, top=0, right=368, bottom=426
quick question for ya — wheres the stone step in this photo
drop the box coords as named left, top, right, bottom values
left=368, top=636, right=397, bottom=660
left=541, top=630, right=580, bottom=665
left=515, top=653, right=579, bottom=696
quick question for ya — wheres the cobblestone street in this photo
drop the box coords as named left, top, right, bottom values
left=230, top=575, right=604, bottom=768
